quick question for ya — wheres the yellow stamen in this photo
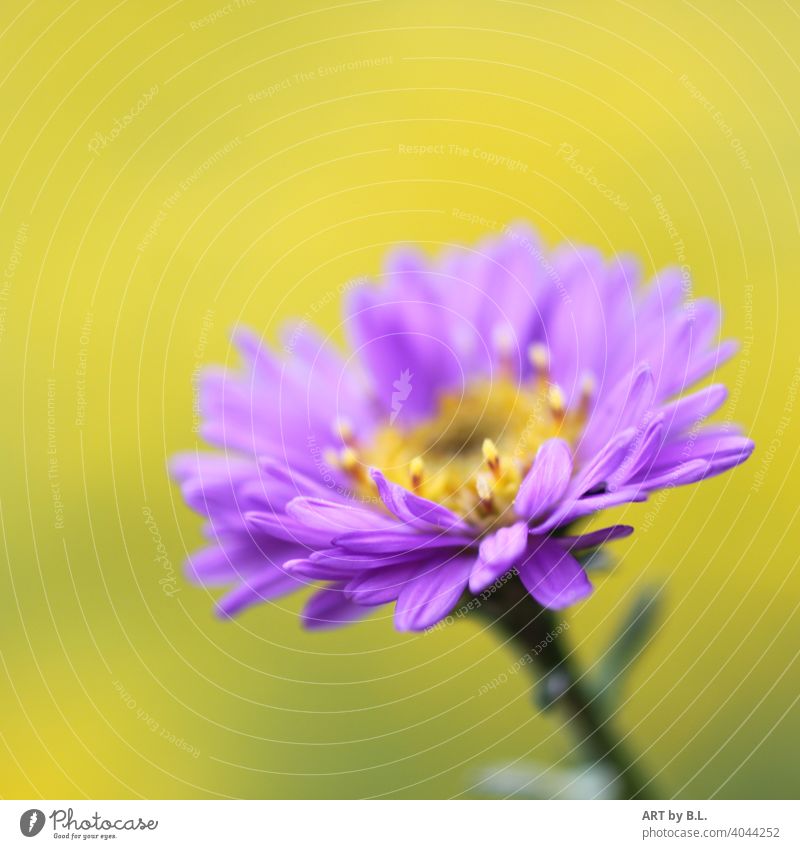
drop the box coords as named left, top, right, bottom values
left=340, top=372, right=587, bottom=531
left=493, top=325, right=514, bottom=375
left=548, top=383, right=566, bottom=422
left=335, top=417, right=355, bottom=445
left=528, top=342, right=549, bottom=376
left=476, top=473, right=494, bottom=508
left=482, top=437, right=501, bottom=477
left=409, top=456, right=425, bottom=490
left=340, top=446, right=361, bottom=476
left=323, top=448, right=340, bottom=470
left=579, top=373, right=595, bottom=416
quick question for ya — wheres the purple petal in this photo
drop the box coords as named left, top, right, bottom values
left=394, top=556, right=473, bottom=631
left=660, top=384, right=728, bottom=437
left=170, top=453, right=264, bottom=519
left=179, top=476, right=263, bottom=518
left=518, top=539, right=593, bottom=609
left=706, top=443, right=755, bottom=475
left=370, top=469, right=470, bottom=532
left=243, top=510, right=333, bottom=547
left=286, top=496, right=396, bottom=533
left=636, top=442, right=751, bottom=490
left=515, top=438, right=573, bottom=520
left=638, top=431, right=753, bottom=476
left=607, top=415, right=666, bottom=488
left=345, top=565, right=421, bottom=605
left=344, top=274, right=465, bottom=424
left=216, top=569, right=306, bottom=618
left=581, top=364, right=655, bottom=456
left=282, top=558, right=359, bottom=581
left=546, top=246, right=607, bottom=401
left=687, top=299, right=722, bottom=349
left=470, top=521, right=529, bottom=593
left=197, top=326, right=377, bottom=478
left=639, top=266, right=685, bottom=317
left=559, top=525, right=634, bottom=551
left=681, top=339, right=738, bottom=388
left=186, top=538, right=300, bottom=586
left=333, top=528, right=474, bottom=555
left=532, top=486, right=648, bottom=533
left=231, top=326, right=281, bottom=383
left=257, top=458, right=345, bottom=504
left=309, top=547, right=435, bottom=570
left=301, top=583, right=369, bottom=630
left=633, top=459, right=712, bottom=491
left=572, top=427, right=639, bottom=496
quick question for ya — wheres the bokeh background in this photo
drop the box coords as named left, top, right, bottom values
left=1, top=0, right=799, bottom=799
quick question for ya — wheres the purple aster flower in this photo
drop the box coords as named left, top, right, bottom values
left=171, top=223, right=753, bottom=632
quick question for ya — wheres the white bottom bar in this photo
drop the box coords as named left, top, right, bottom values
left=2, top=800, right=796, bottom=847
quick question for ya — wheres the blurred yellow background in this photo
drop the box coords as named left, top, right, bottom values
left=1, top=0, right=798, bottom=799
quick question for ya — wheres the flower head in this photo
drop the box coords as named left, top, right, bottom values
left=171, top=224, right=753, bottom=630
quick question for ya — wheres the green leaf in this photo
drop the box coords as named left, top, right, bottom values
left=596, top=584, right=663, bottom=704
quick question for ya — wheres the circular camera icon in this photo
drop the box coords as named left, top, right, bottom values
left=19, top=809, right=46, bottom=837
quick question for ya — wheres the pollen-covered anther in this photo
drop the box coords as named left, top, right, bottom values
left=482, top=437, right=502, bottom=477
left=492, top=324, right=515, bottom=374
left=334, top=416, right=355, bottom=446
left=323, top=448, right=340, bottom=470
left=339, top=447, right=365, bottom=481
left=475, top=473, right=495, bottom=512
left=547, top=383, right=566, bottom=423
left=528, top=342, right=549, bottom=378
left=355, top=367, right=587, bottom=526
left=409, top=456, right=425, bottom=490
left=579, top=373, right=595, bottom=417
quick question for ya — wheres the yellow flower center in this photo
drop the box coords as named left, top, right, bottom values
left=330, top=350, right=591, bottom=530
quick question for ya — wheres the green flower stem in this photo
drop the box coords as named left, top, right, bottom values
left=475, top=575, right=656, bottom=800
